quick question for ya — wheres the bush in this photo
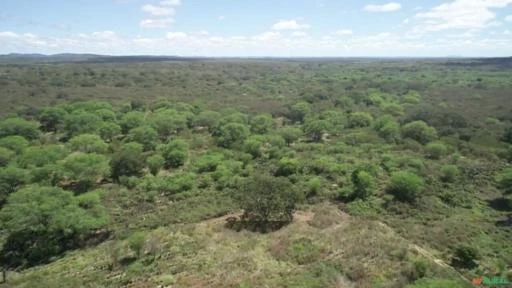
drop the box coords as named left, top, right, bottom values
left=288, top=102, right=311, bottom=123
left=304, top=119, right=331, bottom=142
left=440, top=165, right=459, bottom=183
left=194, top=153, right=224, bottom=173
left=402, top=121, right=438, bottom=144
left=215, top=122, right=250, bottom=148
left=386, top=171, right=425, bottom=202
left=147, top=154, right=164, bottom=175
left=68, top=134, right=108, bottom=154
left=0, top=135, right=29, bottom=154
left=451, top=245, right=479, bottom=269
left=275, top=157, right=300, bottom=177
left=348, top=112, right=373, bottom=128
left=237, top=174, right=298, bottom=223
left=127, top=232, right=146, bottom=258
left=495, top=168, right=512, bottom=195
left=0, top=147, right=14, bottom=167
left=425, top=142, right=448, bottom=159
left=250, top=114, right=274, bottom=134
left=39, top=107, right=67, bottom=132
left=128, top=125, right=159, bottom=151
left=351, top=170, right=376, bottom=200
left=110, top=145, right=145, bottom=181
left=0, top=117, right=40, bottom=140
left=279, top=127, right=302, bottom=146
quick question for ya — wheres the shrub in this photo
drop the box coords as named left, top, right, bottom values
left=402, top=121, right=438, bottom=144
left=147, top=154, right=164, bottom=175
left=68, top=134, right=108, bottom=153
left=215, top=123, right=250, bottom=148
left=288, top=102, right=311, bottom=123
left=0, top=135, right=29, bottom=154
left=348, top=112, right=373, bottom=128
left=440, top=165, right=459, bottom=183
left=237, top=174, right=298, bottom=223
left=502, top=126, right=512, bottom=144
left=127, top=125, right=159, bottom=151
left=194, top=153, right=224, bottom=173
left=127, top=232, right=146, bottom=258
left=39, top=107, right=67, bottom=132
left=0, top=117, right=40, bottom=140
left=386, top=171, right=425, bottom=202
left=250, top=114, right=274, bottom=134
left=110, top=145, right=145, bottom=181
left=60, top=152, right=110, bottom=193
left=0, top=147, right=14, bottom=167
left=158, top=139, right=188, bottom=168
left=495, top=168, right=512, bottom=195
left=351, top=170, right=376, bottom=200
left=425, top=142, right=448, bottom=159
left=451, top=245, right=479, bottom=269
left=278, top=127, right=302, bottom=146
left=97, top=122, right=121, bottom=142
left=304, top=119, right=331, bottom=142
left=275, top=157, right=300, bottom=177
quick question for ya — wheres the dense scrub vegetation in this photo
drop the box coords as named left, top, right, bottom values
left=0, top=59, right=511, bottom=287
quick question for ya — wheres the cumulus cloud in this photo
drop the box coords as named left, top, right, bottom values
left=505, top=15, right=512, bottom=22
left=141, top=4, right=175, bottom=16
left=363, top=2, right=401, bottom=12
left=291, top=31, right=308, bottom=37
left=166, top=32, right=188, bottom=40
left=140, top=18, right=174, bottom=28
left=272, top=20, right=310, bottom=30
left=253, top=31, right=281, bottom=41
left=415, top=0, right=512, bottom=32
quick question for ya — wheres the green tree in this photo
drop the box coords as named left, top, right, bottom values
left=374, top=115, right=400, bottom=142
left=351, top=170, right=376, bottom=200
left=60, top=153, right=110, bottom=193
left=0, top=185, right=108, bottom=268
left=39, top=107, right=67, bottom=132
left=386, top=171, right=425, bottom=202
left=150, top=109, right=188, bottom=138
left=402, top=121, right=438, bottom=144
left=348, top=112, right=373, bottom=128
left=120, top=111, right=145, bottom=134
left=98, top=122, right=121, bottom=142
left=425, top=142, right=447, bottom=160
left=304, top=119, right=331, bottom=142
left=215, top=123, right=250, bottom=148
left=147, top=154, right=164, bottom=175
left=502, top=126, right=512, bottom=144
left=244, top=135, right=266, bottom=158
left=62, top=111, right=102, bottom=138
left=192, top=110, right=221, bottom=129
left=0, top=135, right=29, bottom=154
left=288, top=102, right=311, bottom=123
left=68, top=134, right=108, bottom=154
left=0, top=117, right=40, bottom=140
left=440, top=165, right=459, bottom=183
left=250, top=114, right=274, bottom=134
left=0, top=147, right=14, bottom=167
left=18, top=145, right=69, bottom=168
left=110, top=144, right=145, bottom=182
left=127, top=232, right=146, bottom=259
left=0, top=167, right=29, bottom=205
left=158, top=139, right=188, bottom=168
left=237, top=174, right=298, bottom=224
left=128, top=125, right=158, bottom=151
left=451, top=245, right=479, bottom=269
left=279, top=127, right=302, bottom=146
left=275, top=157, right=300, bottom=177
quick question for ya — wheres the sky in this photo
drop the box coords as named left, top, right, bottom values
left=0, top=0, right=511, bottom=57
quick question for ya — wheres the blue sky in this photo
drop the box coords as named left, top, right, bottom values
left=0, top=0, right=511, bottom=56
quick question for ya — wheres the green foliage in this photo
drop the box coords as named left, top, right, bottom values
left=128, top=125, right=158, bottom=151
left=110, top=144, right=145, bottom=182
left=194, top=153, right=224, bottom=173
left=425, top=142, right=448, bottom=159
left=215, top=122, right=250, bottom=148
left=0, top=185, right=108, bottom=268
left=39, top=107, right=67, bottom=132
left=386, top=171, right=425, bottom=202
left=62, top=111, right=103, bottom=138
left=272, top=237, right=323, bottom=265
left=127, top=232, right=146, bottom=258
left=98, top=121, right=121, bottom=142
left=150, top=109, right=188, bottom=138
left=237, top=174, right=298, bottom=223
left=120, top=111, right=145, bottom=134
left=250, top=114, right=274, bottom=134
left=440, top=165, right=459, bottom=183
left=243, top=135, right=265, bottom=158
left=279, top=127, right=302, bottom=146
left=192, top=110, right=221, bottom=129
left=0, top=166, right=29, bottom=204
left=451, top=245, right=479, bottom=269
left=158, top=139, right=188, bottom=168
left=502, top=126, right=512, bottom=144
left=406, top=278, right=465, bottom=288
left=348, top=112, right=373, bottom=128
left=382, top=102, right=404, bottom=116
left=351, top=170, right=376, bottom=200
left=0, top=135, right=29, bottom=154
left=18, top=145, right=69, bottom=168
left=0, top=147, right=15, bottom=167
left=402, top=121, right=438, bottom=144
left=288, top=102, right=311, bottom=123
left=275, top=157, right=300, bottom=177
left=60, top=152, right=110, bottom=192
left=147, top=154, right=165, bottom=175
left=0, top=117, right=40, bottom=140
left=68, top=134, right=108, bottom=153
left=304, top=119, right=331, bottom=142
left=374, top=115, right=400, bottom=142
left=495, top=168, right=512, bottom=195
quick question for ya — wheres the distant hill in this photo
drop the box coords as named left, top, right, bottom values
left=0, top=53, right=212, bottom=63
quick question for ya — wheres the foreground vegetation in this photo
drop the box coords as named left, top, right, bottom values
left=0, top=58, right=511, bottom=287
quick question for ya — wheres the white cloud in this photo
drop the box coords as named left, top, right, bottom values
left=218, top=15, right=225, bottom=20
left=504, top=30, right=511, bottom=35
left=291, top=31, right=308, bottom=37
left=363, top=2, right=401, bottom=12
left=140, top=18, right=174, bottom=28
left=332, top=29, right=353, bottom=36
left=415, top=0, right=512, bottom=32
left=505, top=15, right=512, bottom=22
left=160, top=0, right=181, bottom=6
left=166, top=32, right=188, bottom=40
left=402, top=18, right=410, bottom=24
left=253, top=31, right=281, bottom=41
left=271, top=20, right=310, bottom=30
left=141, top=4, right=175, bottom=16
